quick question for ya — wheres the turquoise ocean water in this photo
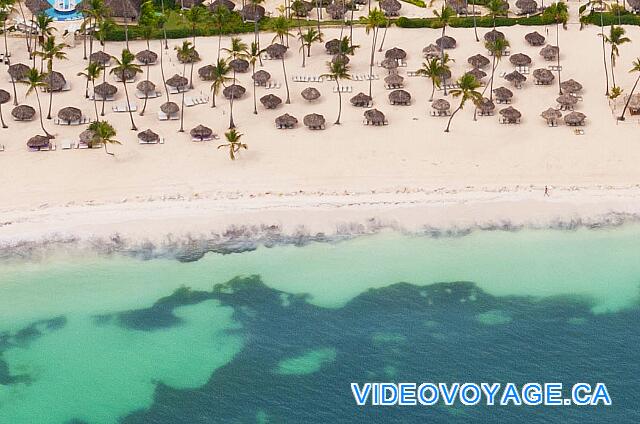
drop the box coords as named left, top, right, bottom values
left=1, top=227, right=639, bottom=423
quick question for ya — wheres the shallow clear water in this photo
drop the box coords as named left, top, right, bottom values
left=1, top=227, right=639, bottom=423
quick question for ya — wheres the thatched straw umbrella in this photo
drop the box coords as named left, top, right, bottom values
left=500, top=106, right=522, bottom=123
left=477, top=97, right=496, bottom=115
left=138, top=129, right=160, bottom=143
left=303, top=113, right=325, bottom=129
left=564, top=111, right=586, bottom=126
left=198, top=65, right=215, bottom=81
left=113, top=67, right=138, bottom=82
left=241, top=4, right=266, bottom=21
left=423, top=44, right=441, bottom=59
left=533, top=68, right=554, bottom=85
left=90, top=50, right=111, bottom=66
left=177, top=48, right=200, bottom=64
left=57, top=106, right=82, bottom=123
left=541, top=107, right=562, bottom=125
left=448, top=0, right=468, bottom=14
left=332, top=53, right=350, bottom=65
left=431, top=98, right=451, bottom=115
left=385, top=74, right=404, bottom=88
left=509, top=53, right=532, bottom=67
left=525, top=31, right=546, bottom=46
left=26, top=0, right=49, bottom=14
left=160, top=101, right=179, bottom=116
left=260, top=94, right=282, bottom=109
left=381, top=58, right=398, bottom=72
left=505, top=70, right=527, bottom=87
left=468, top=54, right=490, bottom=69
left=275, top=113, right=298, bottom=129
left=516, top=0, right=537, bottom=14
left=466, top=68, right=487, bottom=80
left=12, top=104, right=36, bottom=121
left=210, top=0, right=235, bottom=11
left=436, top=36, right=456, bottom=50
left=78, top=129, right=96, bottom=146
left=380, top=0, right=401, bottom=16
left=540, top=45, right=559, bottom=61
left=7, top=64, right=29, bottom=106
left=252, top=70, right=271, bottom=86
left=389, top=89, right=411, bottom=105
left=0, top=89, right=10, bottom=128
left=94, top=81, right=118, bottom=98
left=629, top=0, right=640, bottom=11
left=560, top=79, right=583, bottom=94
left=351, top=92, right=372, bottom=107
left=223, top=84, right=246, bottom=99
left=325, top=39, right=341, bottom=55
left=364, top=108, right=386, bottom=125
left=493, top=86, right=513, bottom=103
left=27, top=134, right=51, bottom=149
left=326, top=3, right=345, bottom=20
left=135, top=50, right=158, bottom=65
left=190, top=124, right=213, bottom=140
left=166, top=74, right=188, bottom=89
left=266, top=43, right=288, bottom=59
left=484, top=29, right=505, bottom=42
left=292, top=0, right=312, bottom=17
left=556, top=93, right=578, bottom=110
left=137, top=80, right=156, bottom=95
left=385, top=47, right=406, bottom=61
left=627, top=93, right=640, bottom=114
left=43, top=71, right=66, bottom=92
left=301, top=87, right=321, bottom=101
left=229, top=58, right=250, bottom=73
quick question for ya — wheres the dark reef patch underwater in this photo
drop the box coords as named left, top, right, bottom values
left=3, top=275, right=637, bottom=423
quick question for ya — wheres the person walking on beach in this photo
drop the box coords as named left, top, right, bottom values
left=544, top=186, right=550, bottom=197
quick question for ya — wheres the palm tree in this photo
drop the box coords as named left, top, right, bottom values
left=485, top=37, right=510, bottom=101
left=35, top=35, right=68, bottom=120
left=248, top=41, right=265, bottom=114
left=20, top=67, right=51, bottom=137
left=210, top=4, right=231, bottom=61
left=543, top=2, right=569, bottom=95
left=619, top=58, right=640, bottom=120
left=155, top=12, right=170, bottom=102
left=33, top=13, right=55, bottom=68
left=13, top=0, right=30, bottom=55
left=377, top=13, right=391, bottom=53
left=487, top=0, right=508, bottom=28
left=338, top=35, right=359, bottom=56
left=82, top=0, right=107, bottom=61
left=184, top=5, right=208, bottom=48
left=433, top=5, right=455, bottom=95
left=0, top=0, right=15, bottom=58
left=110, top=49, right=142, bottom=130
left=88, top=120, right=121, bottom=155
left=360, top=8, right=386, bottom=98
left=77, top=61, right=103, bottom=121
left=223, top=36, right=248, bottom=84
left=298, top=28, right=322, bottom=68
left=471, top=0, right=479, bottom=42
left=417, top=57, right=445, bottom=101
left=269, top=16, right=294, bottom=104
left=444, top=74, right=482, bottom=132
left=605, top=25, right=631, bottom=88
left=210, top=58, right=232, bottom=108
left=579, top=0, right=610, bottom=95
left=175, top=40, right=197, bottom=88
left=322, top=58, right=351, bottom=125
left=218, top=128, right=247, bottom=160
left=138, top=1, right=156, bottom=116
left=249, top=0, right=266, bottom=50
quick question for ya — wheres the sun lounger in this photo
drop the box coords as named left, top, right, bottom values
left=90, top=93, right=115, bottom=101
left=168, top=86, right=188, bottom=94
left=112, top=103, right=137, bottom=112
left=183, top=97, right=196, bottom=107
left=0, top=144, right=4, bottom=152
left=61, top=140, right=74, bottom=149
left=135, top=91, right=162, bottom=99
left=114, top=76, right=136, bottom=83
left=157, top=111, right=179, bottom=121
left=574, top=128, right=585, bottom=135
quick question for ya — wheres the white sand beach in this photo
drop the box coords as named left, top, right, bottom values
left=2, top=2, right=640, bottom=246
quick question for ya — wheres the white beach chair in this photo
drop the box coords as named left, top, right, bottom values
left=183, top=97, right=196, bottom=107
left=61, top=140, right=74, bottom=150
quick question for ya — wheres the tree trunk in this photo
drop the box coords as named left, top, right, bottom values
left=335, top=80, right=342, bottom=124
left=282, top=57, right=290, bottom=104
left=441, top=26, right=448, bottom=95
left=34, top=90, right=51, bottom=137
left=104, top=142, right=114, bottom=155
left=3, top=20, right=8, bottom=57
left=92, top=81, right=99, bottom=121
left=179, top=90, right=185, bottom=132
left=229, top=93, right=236, bottom=129
left=252, top=62, right=258, bottom=114
left=368, top=28, right=378, bottom=98
left=610, top=51, right=617, bottom=88
left=619, top=75, right=640, bottom=120
left=11, top=79, right=18, bottom=106
left=600, top=12, right=609, bottom=96
left=47, top=62, right=54, bottom=119
left=489, top=54, right=497, bottom=101
left=556, top=22, right=562, bottom=95
left=430, top=81, right=435, bottom=101
left=472, top=1, right=479, bottom=42
left=141, top=64, right=150, bottom=115
left=378, top=19, right=390, bottom=52
left=444, top=105, right=462, bottom=132
left=123, top=80, right=136, bottom=130
left=0, top=101, right=6, bottom=128
left=160, top=39, right=169, bottom=103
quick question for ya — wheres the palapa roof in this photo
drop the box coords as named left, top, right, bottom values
left=136, top=50, right=158, bottom=65
left=275, top=113, right=298, bottom=127
left=43, top=71, right=66, bottom=92
left=505, top=70, right=527, bottom=84
left=436, top=36, right=456, bottom=50
left=423, top=44, right=441, bottom=58
left=198, top=65, right=215, bottom=80
left=516, top=0, right=537, bottom=13
left=100, top=0, right=140, bottom=19
left=223, top=84, right=246, bottom=99
left=564, top=111, right=586, bottom=125
left=630, top=0, right=640, bottom=9
left=525, top=31, right=546, bottom=46
left=556, top=93, right=578, bottom=106
left=509, top=53, right=532, bottom=66
left=25, top=0, right=49, bottom=14
left=332, top=53, right=350, bottom=65
left=477, top=97, right=495, bottom=113
left=560, top=79, right=583, bottom=93
left=260, top=94, right=282, bottom=109
left=136, top=80, right=156, bottom=94
left=364, top=108, right=386, bottom=124
left=351, top=92, right=372, bottom=106
left=541, top=107, right=562, bottom=121
left=484, top=29, right=505, bottom=43
left=466, top=68, right=486, bottom=80
left=292, top=0, right=313, bottom=16
left=628, top=93, right=640, bottom=109
left=381, top=58, right=398, bottom=70
left=432, top=99, right=450, bottom=111
left=380, top=0, right=401, bottom=14
left=190, top=124, right=213, bottom=139
left=499, top=106, right=522, bottom=120
left=385, top=47, right=407, bottom=60
left=160, top=101, right=179, bottom=115
left=241, top=4, right=266, bottom=20
left=448, top=0, right=468, bottom=14
left=326, top=3, right=345, bottom=20
left=57, top=107, right=82, bottom=122
left=229, top=58, right=249, bottom=73
left=166, top=74, right=188, bottom=88
left=27, top=134, right=51, bottom=148
left=113, top=67, right=138, bottom=81
left=389, top=89, right=411, bottom=104
left=468, top=54, right=490, bottom=69
left=78, top=129, right=95, bottom=143
left=90, top=50, right=111, bottom=65
left=8, top=63, right=30, bottom=81
left=177, top=49, right=200, bottom=64
left=94, top=81, right=117, bottom=97
left=301, top=87, right=321, bottom=101
left=210, top=0, right=235, bottom=11
left=532, top=68, right=554, bottom=83
left=12, top=105, right=36, bottom=120
left=303, top=113, right=325, bottom=127
left=493, top=86, right=513, bottom=100
left=266, top=43, right=288, bottom=59
left=0, top=89, right=10, bottom=104
left=253, top=70, right=271, bottom=84
left=325, top=39, right=341, bottom=55
left=138, top=129, right=159, bottom=143
left=540, top=45, right=559, bottom=60
left=384, top=74, right=404, bottom=85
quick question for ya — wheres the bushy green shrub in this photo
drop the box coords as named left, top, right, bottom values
left=396, top=15, right=551, bottom=29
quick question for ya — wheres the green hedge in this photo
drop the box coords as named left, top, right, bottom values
left=582, top=12, right=640, bottom=26
left=400, top=0, right=427, bottom=7
left=396, top=15, right=553, bottom=28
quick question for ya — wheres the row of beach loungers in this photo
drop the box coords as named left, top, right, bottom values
left=263, top=81, right=281, bottom=89
left=54, top=117, right=90, bottom=126
left=352, top=74, right=380, bottom=81
left=333, top=86, right=353, bottom=93
left=292, top=75, right=323, bottom=82
left=184, top=95, right=209, bottom=107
